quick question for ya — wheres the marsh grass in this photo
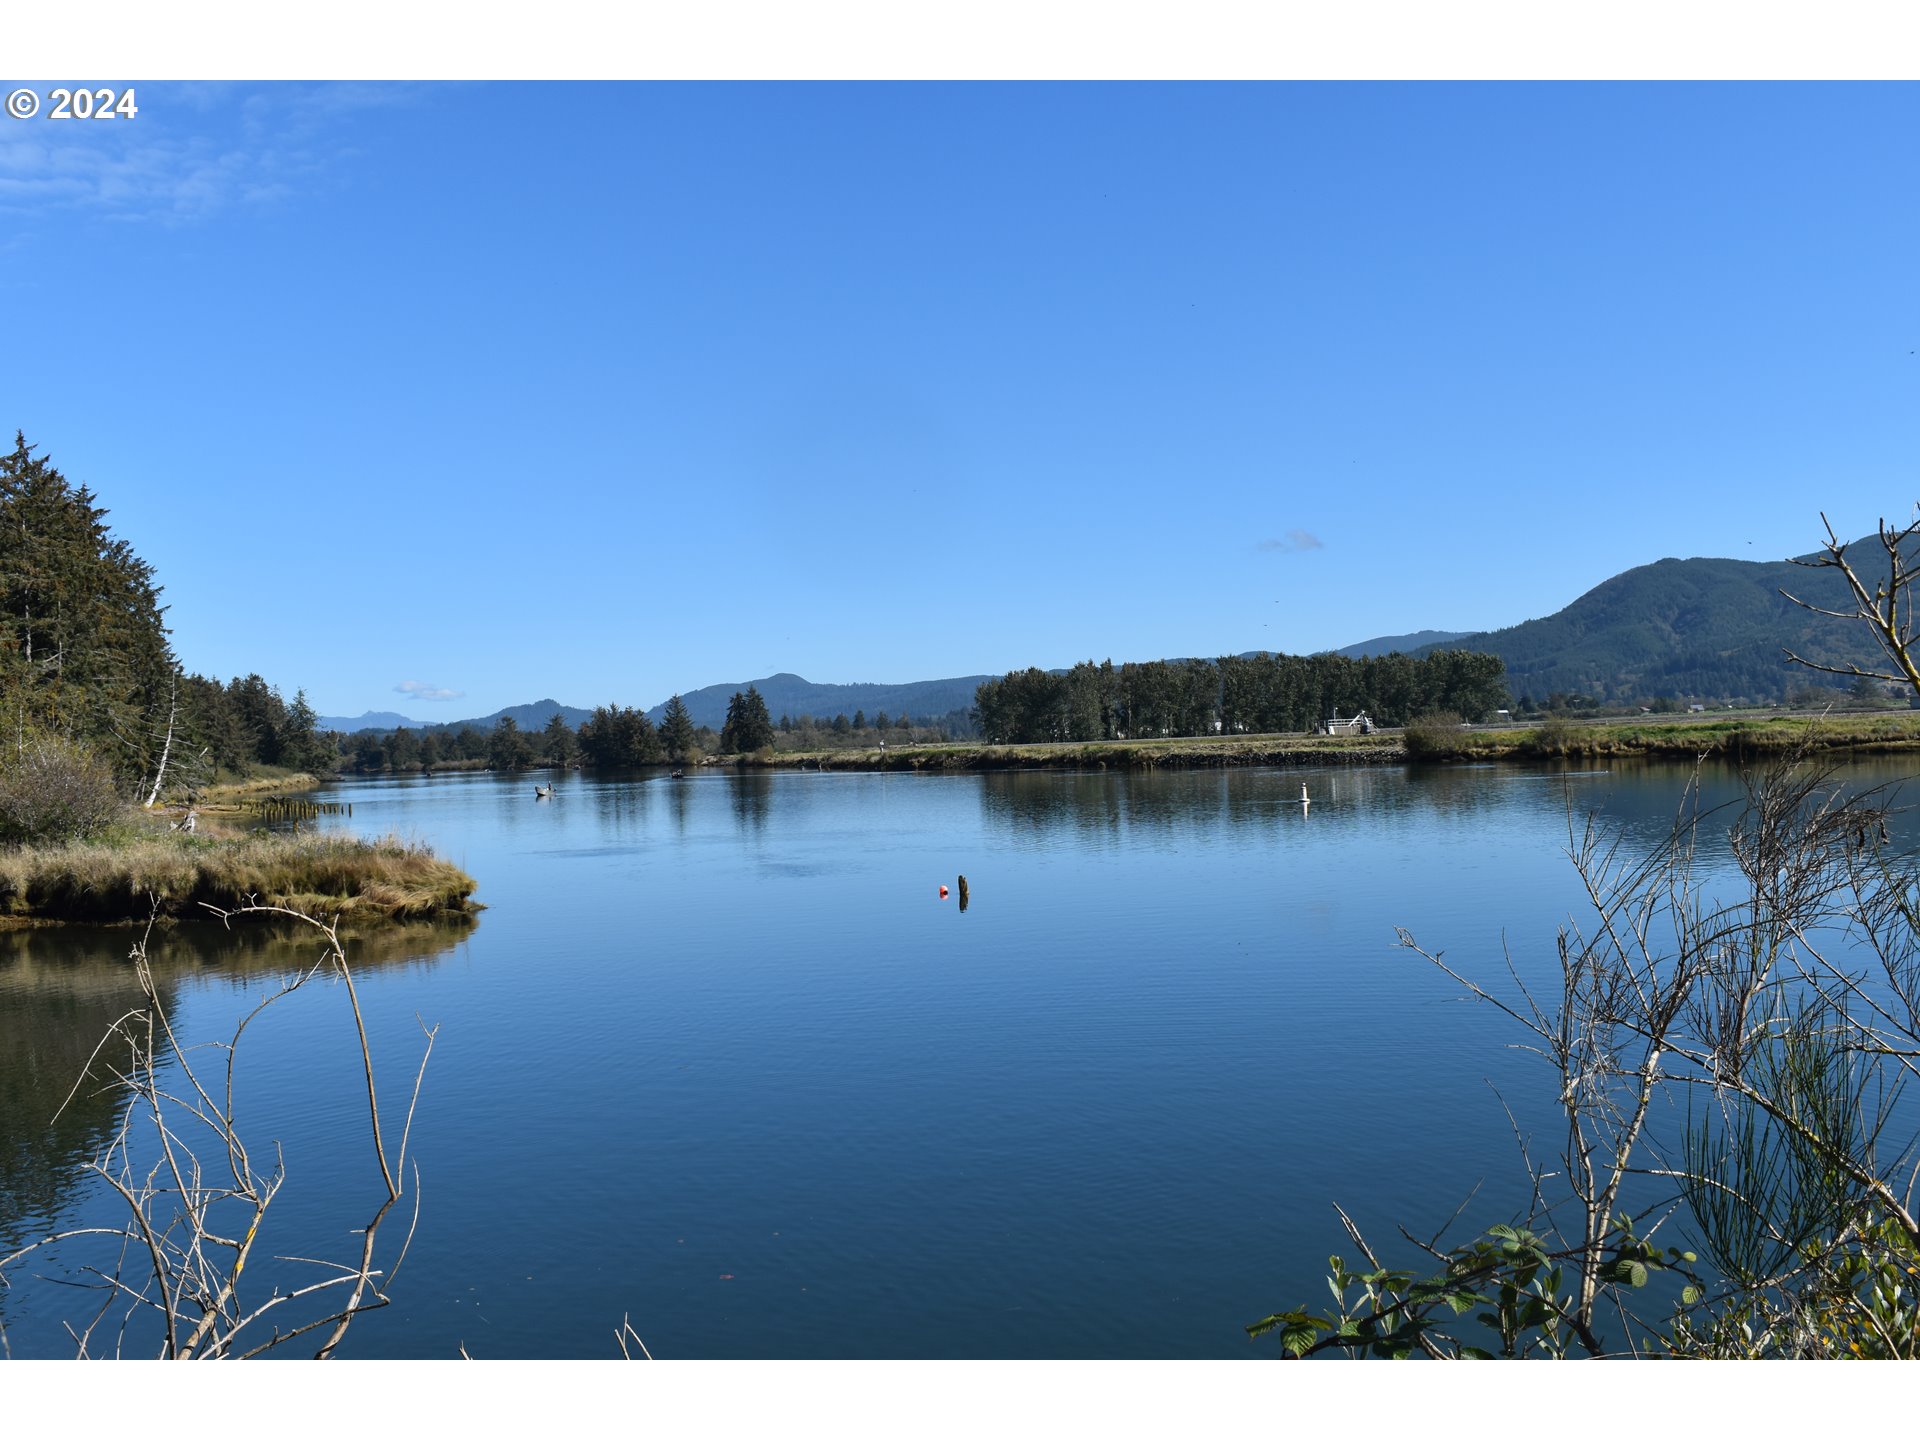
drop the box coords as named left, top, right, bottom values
left=0, top=828, right=477, bottom=924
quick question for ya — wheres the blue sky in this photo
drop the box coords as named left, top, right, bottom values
left=4, top=81, right=1916, bottom=719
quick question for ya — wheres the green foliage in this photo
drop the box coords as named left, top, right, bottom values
left=540, top=712, right=578, bottom=767
left=972, top=650, right=1509, bottom=744
left=720, top=686, right=775, bottom=754
left=1252, top=1215, right=1700, bottom=1360
left=577, top=704, right=662, bottom=767
left=0, top=432, right=177, bottom=784
left=1402, top=711, right=1472, bottom=759
left=487, top=715, right=536, bottom=770
left=1521, top=713, right=1578, bottom=756
left=1257, top=749, right=1920, bottom=1361
left=659, top=694, right=697, bottom=761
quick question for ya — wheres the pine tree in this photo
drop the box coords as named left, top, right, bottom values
left=541, top=712, right=578, bottom=767
left=488, top=715, right=535, bottom=770
left=660, top=694, right=696, bottom=760
left=0, top=432, right=178, bottom=779
left=721, top=686, right=775, bottom=753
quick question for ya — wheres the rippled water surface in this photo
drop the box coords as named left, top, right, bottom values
left=5, top=758, right=1916, bottom=1357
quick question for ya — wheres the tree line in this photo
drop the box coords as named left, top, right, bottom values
left=971, top=650, right=1509, bottom=745
left=337, top=691, right=983, bottom=774
left=1, top=432, right=332, bottom=804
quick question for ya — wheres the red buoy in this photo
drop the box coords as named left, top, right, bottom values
left=938, top=885, right=950, bottom=898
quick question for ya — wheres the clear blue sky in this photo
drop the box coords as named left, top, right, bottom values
left=4, top=82, right=1916, bottom=719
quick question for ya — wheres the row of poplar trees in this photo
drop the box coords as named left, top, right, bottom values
left=972, top=651, right=1509, bottom=744
left=0, top=432, right=332, bottom=799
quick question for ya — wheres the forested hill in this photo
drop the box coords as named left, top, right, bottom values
left=642, top=672, right=997, bottom=730
left=1331, top=629, right=1472, bottom=660
left=1415, top=545, right=1889, bottom=706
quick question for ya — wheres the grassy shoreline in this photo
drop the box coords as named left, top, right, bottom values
left=0, top=827, right=479, bottom=927
left=694, top=711, right=1920, bottom=772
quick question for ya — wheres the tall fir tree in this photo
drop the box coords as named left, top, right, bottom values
left=0, top=432, right=178, bottom=782
left=659, top=694, right=696, bottom=760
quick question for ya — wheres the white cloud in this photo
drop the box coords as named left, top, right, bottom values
left=0, top=82, right=432, bottom=225
left=395, top=679, right=465, bottom=702
left=1257, top=530, right=1325, bottom=555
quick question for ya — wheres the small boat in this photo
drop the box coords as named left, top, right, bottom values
left=534, top=783, right=554, bottom=799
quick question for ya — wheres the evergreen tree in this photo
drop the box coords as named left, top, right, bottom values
left=541, top=712, right=578, bottom=767
left=0, top=432, right=177, bottom=781
left=578, top=703, right=661, bottom=767
left=280, top=689, right=335, bottom=774
left=489, top=715, right=535, bottom=770
left=659, top=694, right=697, bottom=761
left=387, top=726, right=421, bottom=772
left=721, top=686, right=775, bottom=753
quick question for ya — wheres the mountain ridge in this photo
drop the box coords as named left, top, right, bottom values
left=319, top=538, right=1905, bottom=732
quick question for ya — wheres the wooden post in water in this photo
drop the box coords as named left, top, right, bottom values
left=957, top=874, right=970, bottom=912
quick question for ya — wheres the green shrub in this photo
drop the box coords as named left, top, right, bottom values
left=1524, top=714, right=1579, bottom=757
left=1403, top=711, right=1472, bottom=760
left=0, top=736, right=123, bottom=844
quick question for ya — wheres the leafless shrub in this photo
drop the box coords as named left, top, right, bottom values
left=0, top=901, right=437, bottom=1359
left=0, top=735, right=121, bottom=845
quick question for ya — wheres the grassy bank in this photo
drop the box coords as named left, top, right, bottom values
left=1414, top=711, right=1920, bottom=762
left=0, top=828, right=479, bottom=926
left=692, top=711, right=1920, bottom=773
left=730, top=734, right=1406, bottom=771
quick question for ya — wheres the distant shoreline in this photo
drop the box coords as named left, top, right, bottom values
left=690, top=711, right=1920, bottom=772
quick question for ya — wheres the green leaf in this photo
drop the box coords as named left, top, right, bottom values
left=1681, top=1285, right=1700, bottom=1305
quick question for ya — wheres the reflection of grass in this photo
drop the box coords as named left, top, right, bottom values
left=0, top=830, right=478, bottom=925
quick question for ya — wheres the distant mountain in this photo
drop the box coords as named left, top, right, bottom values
left=1410, top=544, right=1891, bottom=705
left=1333, top=629, right=1473, bottom=660
left=319, top=699, right=593, bottom=734
left=482, top=699, right=596, bottom=732
left=645, top=672, right=994, bottom=730
left=320, top=539, right=1899, bottom=736
left=317, top=710, right=425, bottom=733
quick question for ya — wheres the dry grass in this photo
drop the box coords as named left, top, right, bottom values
left=0, top=828, right=478, bottom=925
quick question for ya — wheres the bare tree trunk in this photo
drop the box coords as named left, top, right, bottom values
left=143, top=676, right=178, bottom=808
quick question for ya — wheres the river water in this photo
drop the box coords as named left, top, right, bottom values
left=3, top=757, right=1915, bottom=1358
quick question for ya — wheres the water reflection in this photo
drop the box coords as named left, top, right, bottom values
left=976, top=757, right=1920, bottom=858
left=0, top=915, right=475, bottom=1252
left=12, top=755, right=1920, bottom=1359
left=729, top=770, right=774, bottom=832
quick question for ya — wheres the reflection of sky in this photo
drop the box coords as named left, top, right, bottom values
left=7, top=758, right=1919, bottom=1359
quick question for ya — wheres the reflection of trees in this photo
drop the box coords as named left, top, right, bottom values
left=0, top=916, right=473, bottom=1253
left=663, top=775, right=692, bottom=833
left=979, top=769, right=1409, bottom=847
left=975, top=759, right=1920, bottom=857
left=586, top=772, right=661, bottom=834
left=730, top=771, right=773, bottom=832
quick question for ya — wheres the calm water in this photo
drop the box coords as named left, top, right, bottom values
left=4, top=758, right=1916, bottom=1358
